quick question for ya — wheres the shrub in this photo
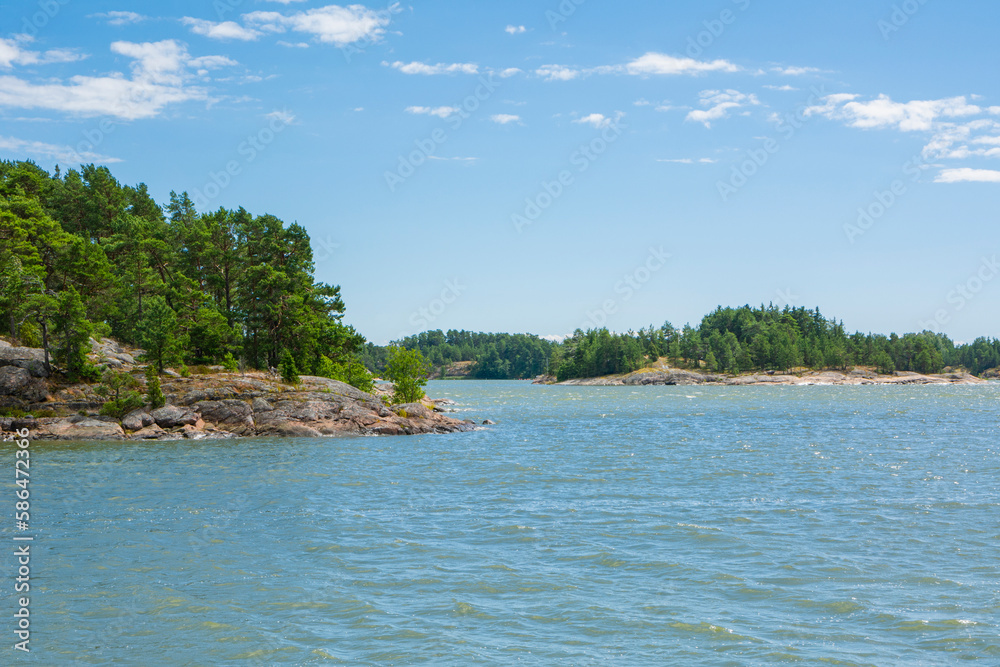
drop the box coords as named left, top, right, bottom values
left=385, top=346, right=429, bottom=405
left=145, top=365, right=165, bottom=410
left=222, top=352, right=239, bottom=372
left=279, top=349, right=300, bottom=385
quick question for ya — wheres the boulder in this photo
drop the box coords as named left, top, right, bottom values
left=0, top=366, right=32, bottom=395
left=40, top=418, right=125, bottom=441
left=0, top=347, right=49, bottom=378
left=260, top=421, right=322, bottom=438
left=392, top=403, right=434, bottom=420
left=195, top=400, right=254, bottom=435
left=252, top=397, right=274, bottom=412
left=130, top=424, right=167, bottom=439
left=150, top=405, right=199, bottom=428
left=122, top=410, right=154, bottom=431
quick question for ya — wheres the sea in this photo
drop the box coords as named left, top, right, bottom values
left=3, top=380, right=999, bottom=665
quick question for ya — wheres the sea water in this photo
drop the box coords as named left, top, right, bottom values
left=3, top=381, right=999, bottom=665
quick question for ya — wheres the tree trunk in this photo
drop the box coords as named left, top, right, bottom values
left=39, top=318, right=51, bottom=375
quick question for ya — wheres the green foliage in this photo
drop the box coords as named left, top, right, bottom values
left=385, top=346, right=429, bottom=404
left=222, top=352, right=239, bottom=372
left=137, top=296, right=179, bottom=372
left=555, top=328, right=647, bottom=381
left=178, top=362, right=191, bottom=378
left=279, top=349, right=300, bottom=385
left=315, top=354, right=374, bottom=393
left=145, top=364, right=165, bottom=410
left=52, top=288, right=93, bottom=380
left=361, top=330, right=556, bottom=380
left=96, top=368, right=144, bottom=420
left=0, top=160, right=367, bottom=385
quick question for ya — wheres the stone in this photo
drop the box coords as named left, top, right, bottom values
left=482, top=419, right=496, bottom=425
left=252, top=397, right=274, bottom=412
left=392, top=403, right=434, bottom=420
left=195, top=400, right=254, bottom=436
left=40, top=418, right=125, bottom=441
left=0, top=347, right=49, bottom=378
left=150, top=405, right=199, bottom=428
left=130, top=424, right=166, bottom=439
left=121, top=410, right=154, bottom=431
left=0, top=366, right=32, bottom=395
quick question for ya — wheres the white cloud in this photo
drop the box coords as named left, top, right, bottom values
left=573, top=112, right=624, bottom=129
left=686, top=89, right=760, bottom=127
left=0, top=135, right=121, bottom=164
left=536, top=64, right=579, bottom=81
left=764, top=84, right=797, bottom=91
left=625, top=52, right=740, bottom=76
left=505, top=25, right=526, bottom=35
left=633, top=98, right=651, bottom=107
left=491, top=114, right=520, bottom=125
left=973, top=135, right=1000, bottom=146
left=427, top=156, right=477, bottom=162
left=0, top=37, right=85, bottom=68
left=89, top=11, right=147, bottom=26
left=772, top=66, right=820, bottom=76
left=805, top=94, right=981, bottom=132
left=244, top=5, right=392, bottom=46
left=388, top=61, right=478, bottom=75
left=182, top=18, right=262, bottom=41
left=406, top=105, right=460, bottom=118
left=0, top=40, right=234, bottom=120
left=277, top=41, right=310, bottom=48
left=497, top=67, right=522, bottom=78
left=265, top=109, right=296, bottom=124
left=935, top=168, right=1000, bottom=183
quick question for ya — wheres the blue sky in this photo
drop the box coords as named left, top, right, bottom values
left=2, top=0, right=998, bottom=344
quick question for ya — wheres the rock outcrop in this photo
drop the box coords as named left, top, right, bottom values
left=13, top=371, right=478, bottom=441
left=547, top=367, right=988, bottom=386
left=0, top=347, right=49, bottom=378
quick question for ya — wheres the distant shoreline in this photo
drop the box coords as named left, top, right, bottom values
left=534, top=367, right=989, bottom=387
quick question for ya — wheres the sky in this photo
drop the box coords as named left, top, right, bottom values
left=1, top=0, right=998, bottom=345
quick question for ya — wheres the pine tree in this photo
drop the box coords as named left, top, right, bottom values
left=144, top=364, right=165, bottom=409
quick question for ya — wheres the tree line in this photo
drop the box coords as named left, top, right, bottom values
left=0, top=160, right=370, bottom=388
left=368, top=306, right=999, bottom=382
left=361, top=330, right=557, bottom=380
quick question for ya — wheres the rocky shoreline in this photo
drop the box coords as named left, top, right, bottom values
left=537, top=367, right=989, bottom=387
left=0, top=339, right=481, bottom=442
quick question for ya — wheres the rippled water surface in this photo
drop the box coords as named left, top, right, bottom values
left=4, top=381, right=1000, bottom=665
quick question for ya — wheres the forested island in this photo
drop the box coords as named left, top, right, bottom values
left=0, top=159, right=997, bottom=440
left=364, top=308, right=1000, bottom=383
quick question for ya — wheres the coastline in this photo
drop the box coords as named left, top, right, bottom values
left=536, top=367, right=989, bottom=387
